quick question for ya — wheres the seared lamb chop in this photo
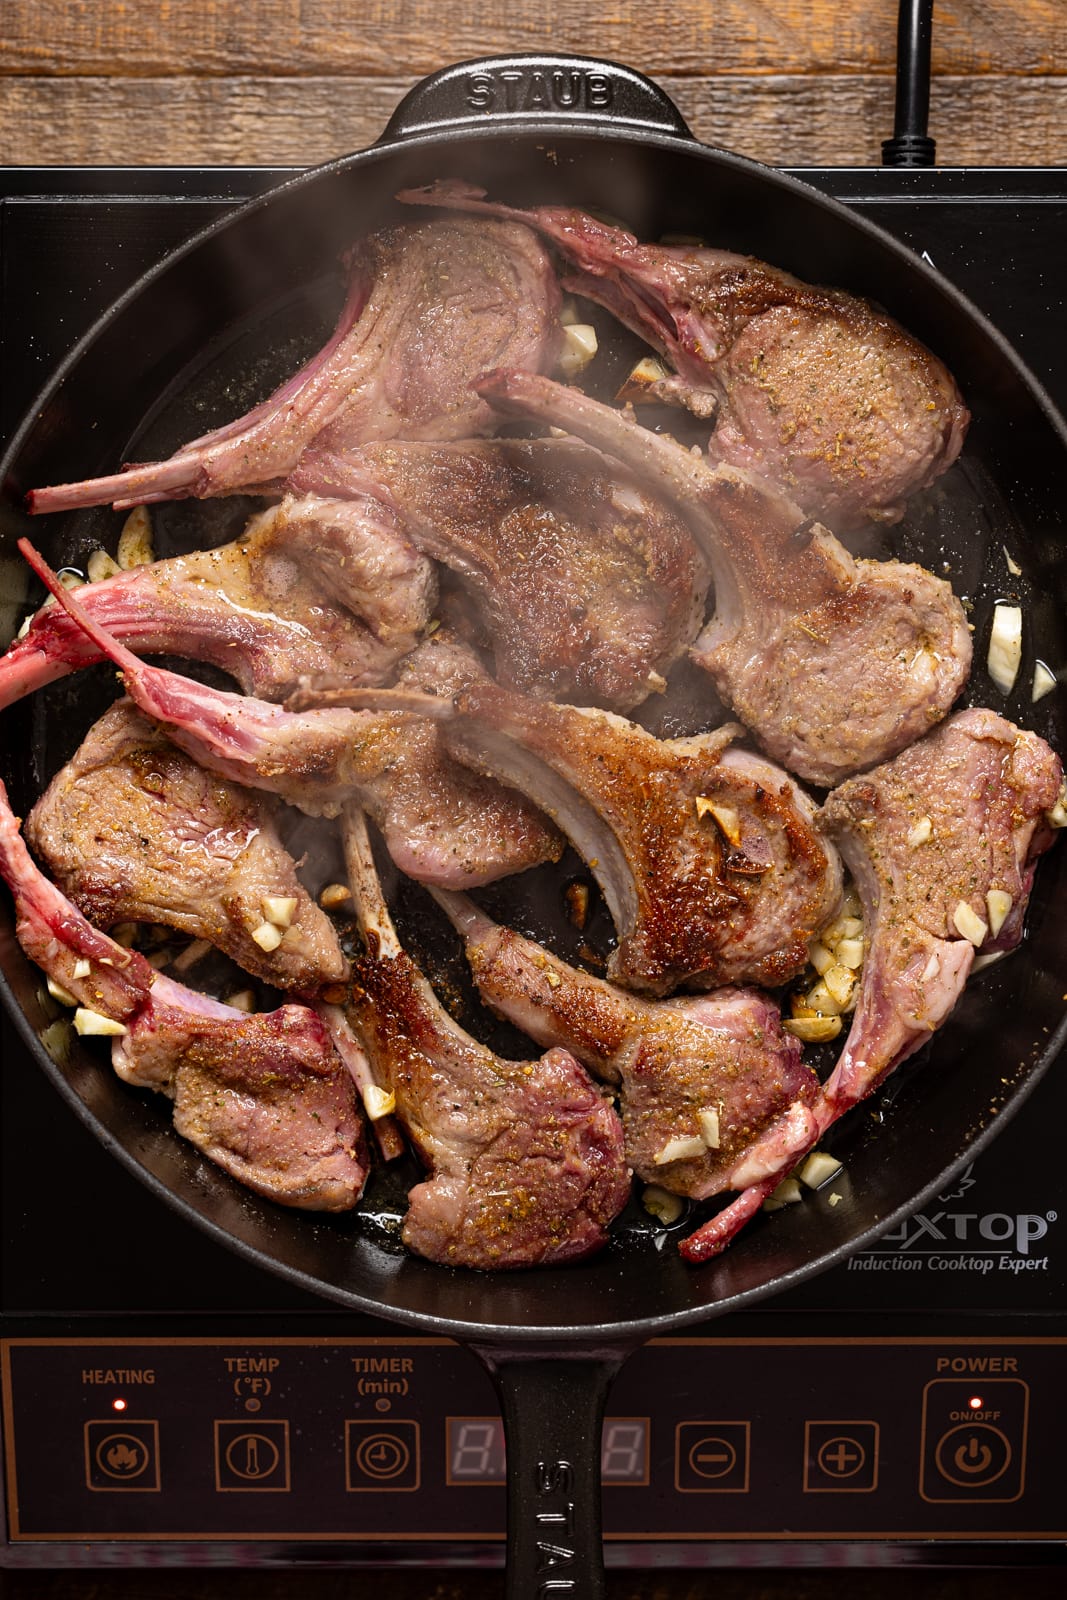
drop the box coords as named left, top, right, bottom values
left=18, top=542, right=561, bottom=888
left=327, top=671, right=842, bottom=996
left=815, top=707, right=1062, bottom=1127
left=341, top=807, right=629, bottom=1268
left=1, top=494, right=434, bottom=709
left=28, top=218, right=562, bottom=514
left=401, top=181, right=968, bottom=528
left=679, top=707, right=1063, bottom=1264
left=0, top=776, right=366, bottom=1210
left=25, top=700, right=348, bottom=992
left=474, top=370, right=971, bottom=787
left=285, top=436, right=708, bottom=711
left=433, top=889, right=820, bottom=1203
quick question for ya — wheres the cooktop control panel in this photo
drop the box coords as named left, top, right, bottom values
left=3, top=1337, right=1063, bottom=1546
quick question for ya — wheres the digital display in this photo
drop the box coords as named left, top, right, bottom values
left=446, top=1417, right=648, bottom=1485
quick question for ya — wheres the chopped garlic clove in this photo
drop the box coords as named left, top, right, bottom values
left=806, top=979, right=844, bottom=1016
left=171, top=937, right=212, bottom=973
left=617, top=354, right=670, bottom=403
left=363, top=1084, right=396, bottom=1120
left=823, top=964, right=856, bottom=1009
left=653, top=1134, right=706, bottom=1165
left=319, top=882, right=352, bottom=910
left=907, top=815, right=933, bottom=847
left=642, top=1184, right=684, bottom=1225
left=117, top=505, right=155, bottom=568
left=783, top=1015, right=842, bottom=1043
left=835, top=937, right=865, bottom=971
left=87, top=548, right=121, bottom=583
left=697, top=1107, right=721, bottom=1149
left=985, top=889, right=1013, bottom=938
left=807, top=939, right=835, bottom=976
left=262, top=895, right=298, bottom=928
left=250, top=921, right=284, bottom=952
left=73, top=1007, right=127, bottom=1036
left=987, top=603, right=1022, bottom=693
left=695, top=797, right=743, bottom=846
left=223, top=989, right=256, bottom=1013
left=952, top=899, right=989, bottom=946
left=819, top=910, right=863, bottom=947
left=796, top=1150, right=843, bottom=1189
left=1032, top=660, right=1057, bottom=702
left=762, top=1177, right=804, bottom=1211
left=558, top=323, right=598, bottom=378
left=71, top=958, right=91, bottom=980
left=46, top=975, right=78, bottom=1007
left=1047, top=780, right=1067, bottom=829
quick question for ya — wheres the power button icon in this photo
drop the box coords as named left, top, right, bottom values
left=935, top=1424, right=1011, bottom=1489
left=920, top=1378, right=1028, bottom=1503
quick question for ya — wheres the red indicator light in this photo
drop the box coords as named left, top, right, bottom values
left=112, top=1398, right=127, bottom=1412
left=968, top=1394, right=983, bottom=1409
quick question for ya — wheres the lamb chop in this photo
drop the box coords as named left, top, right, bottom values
left=24, top=700, right=348, bottom=993
left=0, top=775, right=367, bottom=1211
left=17, top=541, right=562, bottom=888
left=473, top=370, right=971, bottom=788
left=28, top=217, right=562, bottom=514
left=318, top=669, right=842, bottom=997
left=1, top=493, right=435, bottom=710
left=340, top=806, right=629, bottom=1268
left=815, top=706, right=1063, bottom=1127
left=284, top=436, right=708, bottom=711
left=432, top=889, right=820, bottom=1204
left=679, top=707, right=1063, bottom=1264
left=401, top=181, right=968, bottom=529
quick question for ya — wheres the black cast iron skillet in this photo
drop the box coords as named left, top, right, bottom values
left=2, top=55, right=1067, bottom=1596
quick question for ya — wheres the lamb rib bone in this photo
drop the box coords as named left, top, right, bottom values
left=27, top=217, right=563, bottom=513
left=432, top=888, right=820, bottom=1215
left=340, top=805, right=630, bottom=1269
left=679, top=706, right=1063, bottom=1265
left=16, top=540, right=562, bottom=889
left=314, top=676, right=843, bottom=997
left=472, top=369, right=972, bottom=788
left=0, top=774, right=367, bottom=1211
left=284, top=435, right=709, bottom=712
left=25, top=700, right=349, bottom=993
left=400, top=180, right=969, bottom=529
left=0, top=493, right=435, bottom=710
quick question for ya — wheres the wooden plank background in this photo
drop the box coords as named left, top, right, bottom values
left=0, top=0, right=1065, bottom=169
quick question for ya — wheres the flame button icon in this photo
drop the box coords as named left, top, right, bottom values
left=85, top=1421, right=160, bottom=1491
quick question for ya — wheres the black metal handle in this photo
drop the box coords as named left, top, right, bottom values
left=378, top=54, right=693, bottom=145
left=472, top=1343, right=632, bottom=1599
left=882, top=0, right=937, bottom=166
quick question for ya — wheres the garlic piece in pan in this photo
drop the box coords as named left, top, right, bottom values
left=952, top=900, right=988, bottom=947
left=74, top=1007, right=127, bottom=1037
left=987, top=603, right=1022, bottom=694
left=116, top=505, right=155, bottom=569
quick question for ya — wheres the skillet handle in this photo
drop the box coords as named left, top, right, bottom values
left=378, top=54, right=694, bottom=143
left=472, top=1342, right=632, bottom=1600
